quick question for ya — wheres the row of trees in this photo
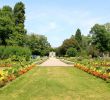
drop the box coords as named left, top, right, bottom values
left=1, top=1, right=110, bottom=57
left=0, top=2, right=51, bottom=56
left=25, top=34, right=51, bottom=56
left=56, top=23, right=110, bottom=57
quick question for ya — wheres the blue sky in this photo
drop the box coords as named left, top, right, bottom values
left=0, top=0, right=110, bottom=47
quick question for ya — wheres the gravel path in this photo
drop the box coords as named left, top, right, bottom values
left=39, top=57, right=73, bottom=66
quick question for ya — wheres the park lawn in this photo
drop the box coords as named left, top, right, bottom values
left=0, top=66, right=110, bottom=100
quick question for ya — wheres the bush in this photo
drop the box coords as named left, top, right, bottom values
left=0, top=46, right=5, bottom=59
left=66, top=47, right=77, bottom=57
left=0, top=46, right=31, bottom=61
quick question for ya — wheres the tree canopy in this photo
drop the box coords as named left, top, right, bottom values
left=90, top=24, right=110, bottom=53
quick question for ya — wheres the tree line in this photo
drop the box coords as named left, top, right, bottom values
left=1, top=1, right=110, bottom=58
left=56, top=23, right=110, bottom=58
left=0, top=2, right=51, bottom=56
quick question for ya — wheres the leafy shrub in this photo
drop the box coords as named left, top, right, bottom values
left=0, top=46, right=31, bottom=61
left=0, top=46, right=5, bottom=59
left=66, top=47, right=77, bottom=57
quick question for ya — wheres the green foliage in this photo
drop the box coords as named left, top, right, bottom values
left=90, top=24, right=110, bottom=53
left=0, top=6, right=14, bottom=46
left=14, top=2, right=26, bottom=35
left=75, top=28, right=82, bottom=46
left=58, top=38, right=80, bottom=56
left=0, top=2, right=52, bottom=56
left=56, top=29, right=83, bottom=56
left=1, top=1, right=110, bottom=58
left=66, top=47, right=77, bottom=57
left=0, top=46, right=31, bottom=61
left=56, top=22, right=110, bottom=57
left=26, top=34, right=51, bottom=56
left=14, top=2, right=25, bottom=25
left=81, top=35, right=92, bottom=49
left=104, top=23, right=110, bottom=32
left=0, top=2, right=26, bottom=46
left=88, top=45, right=99, bottom=58
left=7, top=32, right=26, bottom=46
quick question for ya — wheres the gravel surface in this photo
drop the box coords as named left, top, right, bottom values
left=39, top=57, right=73, bottom=66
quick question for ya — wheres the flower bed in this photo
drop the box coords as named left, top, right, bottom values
left=91, top=62, right=110, bottom=67
left=74, top=63, right=110, bottom=81
left=0, top=64, right=12, bottom=67
left=0, top=63, right=36, bottom=87
left=0, top=57, right=48, bottom=88
left=60, top=57, right=110, bottom=82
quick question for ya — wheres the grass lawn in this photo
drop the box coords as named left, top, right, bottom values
left=0, top=66, right=110, bottom=100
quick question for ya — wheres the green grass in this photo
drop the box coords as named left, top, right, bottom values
left=0, top=66, right=110, bottom=100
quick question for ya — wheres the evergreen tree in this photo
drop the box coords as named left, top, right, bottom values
left=13, top=2, right=26, bottom=34
left=75, top=28, right=82, bottom=46
left=8, top=2, right=27, bottom=46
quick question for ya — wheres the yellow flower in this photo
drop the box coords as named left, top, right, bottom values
left=0, top=70, right=8, bottom=78
left=0, top=70, right=4, bottom=76
left=0, top=76, right=5, bottom=81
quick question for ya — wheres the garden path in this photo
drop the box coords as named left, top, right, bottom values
left=39, top=57, right=73, bottom=66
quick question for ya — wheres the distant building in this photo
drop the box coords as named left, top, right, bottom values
left=49, top=52, right=56, bottom=57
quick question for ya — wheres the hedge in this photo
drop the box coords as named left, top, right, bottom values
left=0, top=46, right=31, bottom=61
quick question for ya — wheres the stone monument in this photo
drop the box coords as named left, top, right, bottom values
left=49, top=51, right=56, bottom=58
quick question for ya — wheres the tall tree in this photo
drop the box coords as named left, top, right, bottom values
left=0, top=6, right=14, bottom=46
left=7, top=2, right=27, bottom=46
left=75, top=28, right=82, bottom=46
left=90, top=24, right=110, bottom=54
left=13, top=2, right=26, bottom=34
